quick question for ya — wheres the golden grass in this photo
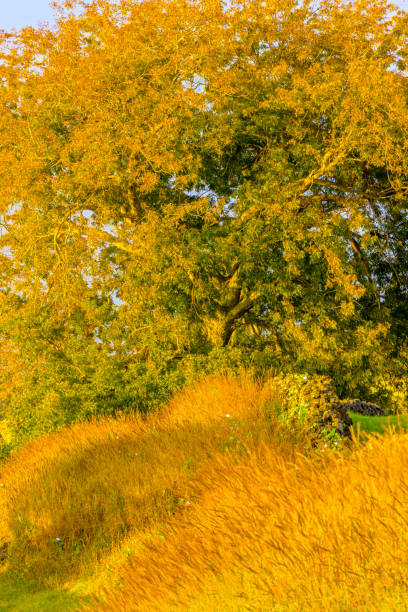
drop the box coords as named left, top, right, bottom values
left=90, top=431, right=408, bottom=611
left=159, top=371, right=265, bottom=426
left=3, top=371, right=407, bottom=611
left=0, top=372, right=300, bottom=587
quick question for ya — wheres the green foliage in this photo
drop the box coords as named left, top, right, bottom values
left=0, top=0, right=408, bottom=443
left=261, top=373, right=350, bottom=447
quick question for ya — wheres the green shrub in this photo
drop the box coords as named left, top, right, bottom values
left=260, top=373, right=353, bottom=446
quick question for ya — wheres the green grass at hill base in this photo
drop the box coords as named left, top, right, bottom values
left=349, top=412, right=408, bottom=438
left=0, top=574, right=88, bottom=612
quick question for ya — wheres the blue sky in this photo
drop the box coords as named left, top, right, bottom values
left=2, top=0, right=408, bottom=30
left=1, top=0, right=56, bottom=30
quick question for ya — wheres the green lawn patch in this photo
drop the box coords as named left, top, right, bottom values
left=349, top=412, right=408, bottom=438
left=0, top=574, right=87, bottom=612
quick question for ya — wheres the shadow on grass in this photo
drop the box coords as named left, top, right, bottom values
left=0, top=573, right=90, bottom=612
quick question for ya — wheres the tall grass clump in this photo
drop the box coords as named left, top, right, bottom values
left=0, top=371, right=306, bottom=588
left=90, top=430, right=408, bottom=612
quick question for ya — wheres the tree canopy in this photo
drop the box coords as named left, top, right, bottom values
left=1, top=0, right=408, bottom=442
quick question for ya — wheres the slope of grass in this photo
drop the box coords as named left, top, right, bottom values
left=91, top=431, right=408, bottom=612
left=2, top=374, right=408, bottom=611
left=0, top=373, right=306, bottom=589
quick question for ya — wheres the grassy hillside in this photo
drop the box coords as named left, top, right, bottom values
left=1, top=373, right=408, bottom=611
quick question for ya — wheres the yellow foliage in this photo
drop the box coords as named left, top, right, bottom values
left=0, top=0, right=406, bottom=395
left=370, top=374, right=408, bottom=415
left=0, top=421, right=12, bottom=446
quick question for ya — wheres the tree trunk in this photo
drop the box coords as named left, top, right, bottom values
left=203, top=262, right=255, bottom=347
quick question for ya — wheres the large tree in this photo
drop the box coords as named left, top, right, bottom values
left=1, top=0, right=408, bottom=441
